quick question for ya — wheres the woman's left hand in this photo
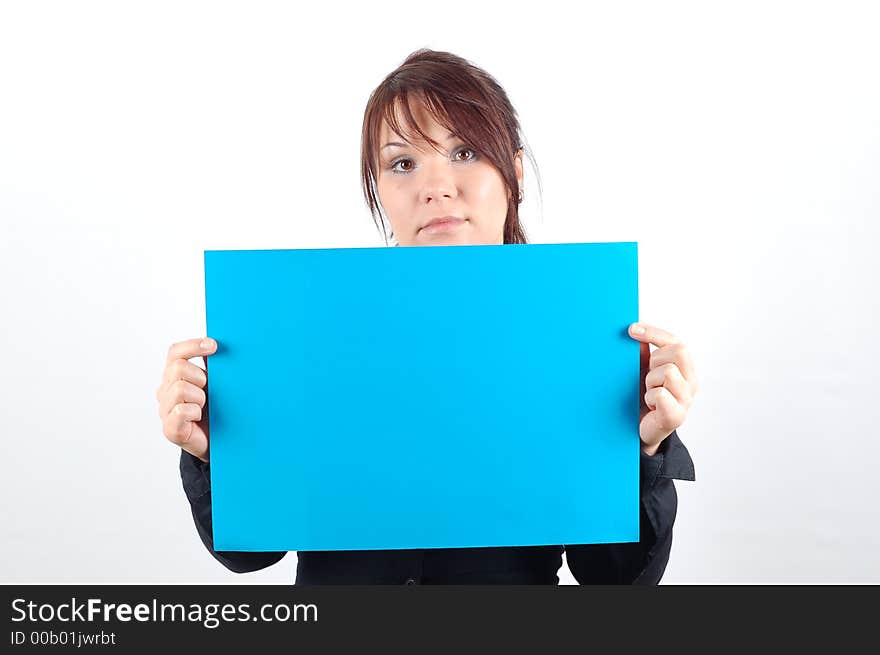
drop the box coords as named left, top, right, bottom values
left=627, top=322, right=699, bottom=456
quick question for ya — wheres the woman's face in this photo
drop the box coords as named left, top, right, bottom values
left=376, top=100, right=523, bottom=246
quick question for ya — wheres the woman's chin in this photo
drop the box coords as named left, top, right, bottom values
left=419, top=237, right=466, bottom=246
left=402, top=223, right=501, bottom=247
left=413, top=231, right=470, bottom=247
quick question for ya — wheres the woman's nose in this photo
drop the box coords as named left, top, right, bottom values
left=418, top=160, right=458, bottom=204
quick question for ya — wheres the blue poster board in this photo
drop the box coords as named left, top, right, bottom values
left=204, top=242, right=640, bottom=551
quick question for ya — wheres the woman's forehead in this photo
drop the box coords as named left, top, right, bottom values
left=379, top=119, right=453, bottom=147
left=379, top=96, right=456, bottom=146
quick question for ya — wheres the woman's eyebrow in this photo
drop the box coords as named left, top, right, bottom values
left=381, top=134, right=460, bottom=151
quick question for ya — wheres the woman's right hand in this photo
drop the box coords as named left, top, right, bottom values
left=156, top=337, right=217, bottom=462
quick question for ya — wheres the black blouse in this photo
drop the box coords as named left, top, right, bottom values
left=179, top=430, right=695, bottom=584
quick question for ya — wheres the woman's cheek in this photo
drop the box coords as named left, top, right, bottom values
left=476, top=175, right=508, bottom=234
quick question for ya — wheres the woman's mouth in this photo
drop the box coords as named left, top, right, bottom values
left=420, top=217, right=467, bottom=235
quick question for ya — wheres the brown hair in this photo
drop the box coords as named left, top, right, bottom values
left=360, top=49, right=536, bottom=245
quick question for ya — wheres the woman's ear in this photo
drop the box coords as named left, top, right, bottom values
left=515, top=148, right=524, bottom=195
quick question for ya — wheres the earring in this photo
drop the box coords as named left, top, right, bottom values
left=517, top=190, right=524, bottom=203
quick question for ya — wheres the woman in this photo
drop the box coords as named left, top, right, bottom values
left=156, top=49, right=698, bottom=584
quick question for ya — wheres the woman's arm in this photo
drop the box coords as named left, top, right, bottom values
left=564, top=429, right=695, bottom=584
left=179, top=449, right=287, bottom=573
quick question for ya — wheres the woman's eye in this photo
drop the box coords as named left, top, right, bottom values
left=391, top=158, right=414, bottom=173
left=454, top=147, right=476, bottom=162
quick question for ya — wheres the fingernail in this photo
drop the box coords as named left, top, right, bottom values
left=200, top=339, right=214, bottom=350
left=631, top=324, right=645, bottom=335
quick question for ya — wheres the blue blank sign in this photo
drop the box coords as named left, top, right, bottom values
left=204, top=242, right=641, bottom=551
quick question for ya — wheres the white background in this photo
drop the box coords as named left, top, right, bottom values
left=1, top=0, right=877, bottom=584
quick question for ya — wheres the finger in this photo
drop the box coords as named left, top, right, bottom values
left=644, top=387, right=686, bottom=432
left=162, top=358, right=209, bottom=389
left=166, top=337, right=217, bottom=366
left=158, top=379, right=207, bottom=417
left=645, top=363, right=693, bottom=407
left=629, top=323, right=680, bottom=348
left=160, top=379, right=208, bottom=416
left=162, top=404, right=208, bottom=456
left=180, top=421, right=209, bottom=461
left=156, top=361, right=209, bottom=407
left=167, top=402, right=203, bottom=427
left=648, top=343, right=697, bottom=387
left=645, top=362, right=694, bottom=398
